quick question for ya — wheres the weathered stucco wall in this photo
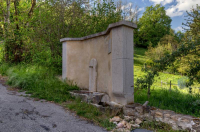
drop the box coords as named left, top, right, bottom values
left=66, top=35, right=112, bottom=94
left=61, top=21, right=137, bottom=105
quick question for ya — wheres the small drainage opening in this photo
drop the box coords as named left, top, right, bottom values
left=98, top=102, right=109, bottom=107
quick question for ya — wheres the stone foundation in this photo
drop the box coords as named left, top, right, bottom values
left=123, top=103, right=200, bottom=132
left=70, top=90, right=123, bottom=115
left=70, top=91, right=200, bottom=131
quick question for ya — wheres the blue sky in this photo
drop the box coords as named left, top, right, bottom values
left=121, top=0, right=200, bottom=32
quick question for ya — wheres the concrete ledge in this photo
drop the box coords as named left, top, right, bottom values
left=60, top=21, right=137, bottom=42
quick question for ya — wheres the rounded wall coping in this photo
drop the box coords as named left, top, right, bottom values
left=60, top=20, right=137, bottom=42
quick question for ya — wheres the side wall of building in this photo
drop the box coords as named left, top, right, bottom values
left=61, top=21, right=137, bottom=105
left=65, top=34, right=113, bottom=97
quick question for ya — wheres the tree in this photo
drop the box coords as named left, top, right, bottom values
left=0, top=0, right=123, bottom=72
left=160, top=29, right=179, bottom=50
left=135, top=4, right=172, bottom=47
left=135, top=5, right=200, bottom=97
left=0, top=0, right=36, bottom=63
left=174, top=31, right=184, bottom=43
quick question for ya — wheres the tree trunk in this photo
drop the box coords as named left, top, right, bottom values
left=28, top=0, right=36, bottom=18
left=13, top=0, right=23, bottom=63
left=148, top=83, right=151, bottom=99
left=6, top=0, right=10, bottom=23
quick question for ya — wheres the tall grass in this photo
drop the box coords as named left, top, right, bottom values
left=0, top=63, right=78, bottom=102
left=135, top=87, right=200, bottom=117
left=134, top=47, right=200, bottom=117
left=0, top=63, right=11, bottom=75
left=67, top=99, right=116, bottom=130
left=0, top=41, right=3, bottom=62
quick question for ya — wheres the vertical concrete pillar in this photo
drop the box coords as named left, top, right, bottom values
left=111, top=26, right=134, bottom=105
left=62, top=42, right=67, bottom=80
left=89, top=59, right=98, bottom=92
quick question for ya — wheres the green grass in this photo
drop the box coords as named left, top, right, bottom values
left=0, top=63, right=115, bottom=130
left=134, top=47, right=200, bottom=117
left=0, top=42, right=3, bottom=62
left=134, top=47, right=147, bottom=81
left=66, top=99, right=116, bottom=130
left=0, top=63, right=78, bottom=102
left=139, top=121, right=187, bottom=132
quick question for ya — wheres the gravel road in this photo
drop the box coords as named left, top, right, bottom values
left=0, top=83, right=107, bottom=132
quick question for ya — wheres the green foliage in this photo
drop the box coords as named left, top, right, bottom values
left=136, top=5, right=200, bottom=98
left=135, top=70, right=157, bottom=98
left=135, top=4, right=172, bottom=47
left=135, top=88, right=200, bottom=117
left=0, top=0, right=122, bottom=72
left=0, top=64, right=79, bottom=102
left=145, top=29, right=190, bottom=75
left=134, top=47, right=200, bottom=90
left=174, top=31, right=184, bottom=43
left=145, top=42, right=174, bottom=61
left=0, top=63, right=11, bottom=75
left=183, top=5, right=200, bottom=39
left=134, top=47, right=200, bottom=117
left=67, top=0, right=122, bottom=37
left=0, top=27, right=3, bottom=40
left=0, top=41, right=4, bottom=62
left=140, top=121, right=187, bottom=132
left=67, top=99, right=116, bottom=130
left=177, top=77, right=189, bottom=89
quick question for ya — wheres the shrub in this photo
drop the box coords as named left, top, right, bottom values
left=1, top=64, right=79, bottom=102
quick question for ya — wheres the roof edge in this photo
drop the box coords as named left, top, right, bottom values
left=60, top=21, right=137, bottom=42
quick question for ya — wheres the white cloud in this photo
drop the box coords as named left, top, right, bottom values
left=163, top=0, right=173, bottom=5
left=139, top=7, right=145, bottom=12
left=149, top=0, right=163, bottom=5
left=149, top=0, right=173, bottom=5
left=166, top=0, right=200, bottom=17
left=166, top=5, right=184, bottom=17
left=121, top=2, right=133, bottom=10
left=149, top=0, right=200, bottom=17
left=175, top=26, right=183, bottom=32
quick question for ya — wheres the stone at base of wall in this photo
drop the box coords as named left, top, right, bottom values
left=69, top=90, right=123, bottom=116
left=69, top=90, right=200, bottom=132
left=123, top=103, right=200, bottom=132
left=113, top=94, right=134, bottom=106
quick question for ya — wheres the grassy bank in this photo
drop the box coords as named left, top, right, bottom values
left=0, top=63, right=78, bottom=102
left=0, top=63, right=115, bottom=130
left=134, top=47, right=200, bottom=117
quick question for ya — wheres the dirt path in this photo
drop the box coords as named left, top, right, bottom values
left=0, top=83, right=106, bottom=132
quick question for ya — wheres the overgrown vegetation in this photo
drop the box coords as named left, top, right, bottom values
left=66, top=99, right=116, bottom=130
left=139, top=121, right=187, bottom=132
left=135, top=5, right=200, bottom=108
left=135, top=88, right=200, bottom=117
left=134, top=47, right=200, bottom=117
left=0, top=63, right=79, bottom=102
left=134, top=4, right=172, bottom=47
left=0, top=0, right=124, bottom=72
left=0, top=0, right=140, bottom=72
